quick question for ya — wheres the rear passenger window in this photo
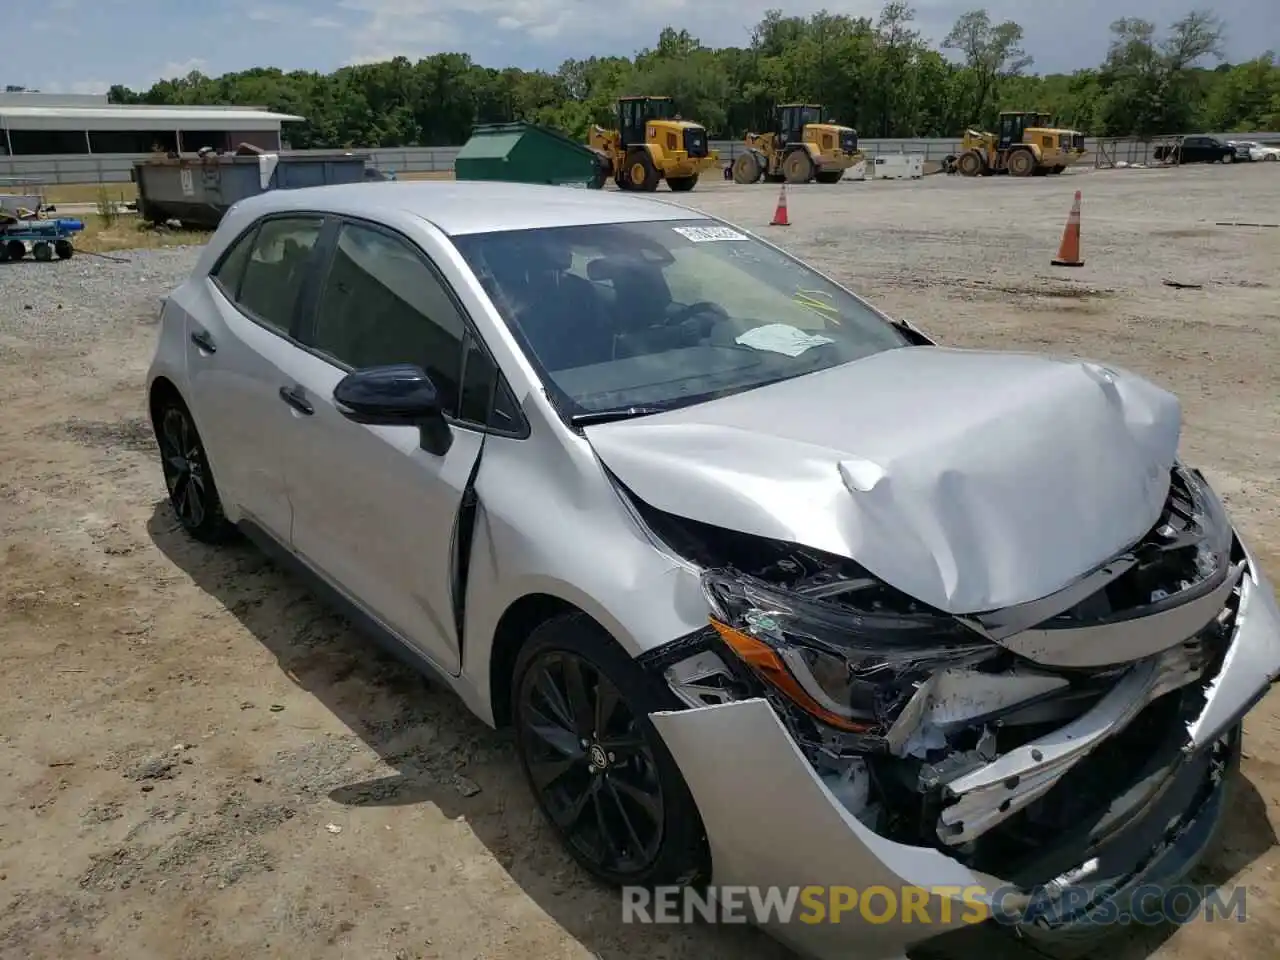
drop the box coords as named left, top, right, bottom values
left=310, top=223, right=464, bottom=414
left=236, top=217, right=323, bottom=334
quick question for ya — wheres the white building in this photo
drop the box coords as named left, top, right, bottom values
left=0, top=92, right=304, bottom=157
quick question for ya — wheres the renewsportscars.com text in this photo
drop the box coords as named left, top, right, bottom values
left=621, top=883, right=1248, bottom=927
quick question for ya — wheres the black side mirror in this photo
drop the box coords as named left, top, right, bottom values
left=333, top=363, right=453, bottom=455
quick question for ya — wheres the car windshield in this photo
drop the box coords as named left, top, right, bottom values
left=452, top=218, right=908, bottom=420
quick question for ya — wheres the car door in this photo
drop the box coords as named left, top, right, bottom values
left=185, top=214, right=325, bottom=542
left=280, top=218, right=497, bottom=675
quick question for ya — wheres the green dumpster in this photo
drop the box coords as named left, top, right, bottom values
left=453, top=122, right=608, bottom=189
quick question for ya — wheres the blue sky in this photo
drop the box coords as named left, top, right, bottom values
left=15, top=0, right=1277, bottom=94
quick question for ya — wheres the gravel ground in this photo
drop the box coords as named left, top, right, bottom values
left=1, top=162, right=1279, bottom=960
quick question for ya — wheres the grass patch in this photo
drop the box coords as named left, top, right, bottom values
left=395, top=170, right=454, bottom=181
left=42, top=182, right=139, bottom=206
left=74, top=214, right=209, bottom=254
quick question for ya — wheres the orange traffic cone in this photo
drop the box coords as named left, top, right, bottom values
left=1051, top=190, right=1084, bottom=267
left=770, top=183, right=790, bottom=226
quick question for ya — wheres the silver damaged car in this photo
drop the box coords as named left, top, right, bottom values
left=145, top=181, right=1280, bottom=960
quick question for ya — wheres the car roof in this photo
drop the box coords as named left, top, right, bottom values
left=230, top=180, right=709, bottom=236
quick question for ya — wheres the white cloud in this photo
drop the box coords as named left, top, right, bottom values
left=333, top=0, right=892, bottom=65
left=158, top=58, right=209, bottom=79
left=244, top=3, right=344, bottom=27
left=337, top=0, right=463, bottom=60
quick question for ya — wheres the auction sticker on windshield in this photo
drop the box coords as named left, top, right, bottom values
left=673, top=225, right=749, bottom=242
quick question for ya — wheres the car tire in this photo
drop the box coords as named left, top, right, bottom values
left=154, top=395, right=235, bottom=543
left=512, top=612, right=709, bottom=889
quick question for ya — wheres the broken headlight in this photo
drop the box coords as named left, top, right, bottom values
left=702, top=569, right=996, bottom=741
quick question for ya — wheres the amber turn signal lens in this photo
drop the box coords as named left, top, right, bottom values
left=708, top=619, right=874, bottom=733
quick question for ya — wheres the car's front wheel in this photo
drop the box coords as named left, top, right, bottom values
left=154, top=395, right=234, bottom=543
left=512, top=613, right=708, bottom=888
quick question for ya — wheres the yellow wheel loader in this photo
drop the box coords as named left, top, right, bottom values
left=587, top=96, right=720, bottom=192
left=732, top=104, right=862, bottom=185
left=944, top=111, right=1086, bottom=178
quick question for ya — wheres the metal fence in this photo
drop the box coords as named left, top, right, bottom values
left=2, top=133, right=1276, bottom=185
left=0, top=140, right=967, bottom=184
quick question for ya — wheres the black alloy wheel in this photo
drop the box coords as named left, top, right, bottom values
left=155, top=399, right=232, bottom=542
left=513, top=615, right=707, bottom=887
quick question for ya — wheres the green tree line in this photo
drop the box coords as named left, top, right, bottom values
left=104, top=5, right=1279, bottom=148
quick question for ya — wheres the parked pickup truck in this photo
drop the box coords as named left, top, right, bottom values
left=1154, top=136, right=1237, bottom=164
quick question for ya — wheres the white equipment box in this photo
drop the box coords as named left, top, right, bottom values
left=871, top=154, right=924, bottom=179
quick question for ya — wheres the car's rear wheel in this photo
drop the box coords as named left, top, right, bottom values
left=155, top=396, right=234, bottom=543
left=512, top=613, right=708, bottom=888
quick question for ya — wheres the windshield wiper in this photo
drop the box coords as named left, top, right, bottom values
left=570, top=405, right=671, bottom=426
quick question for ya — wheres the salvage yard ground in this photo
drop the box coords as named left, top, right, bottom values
left=1, top=164, right=1279, bottom=960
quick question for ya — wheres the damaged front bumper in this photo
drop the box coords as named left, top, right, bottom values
left=651, top=696, right=1003, bottom=960
left=645, top=532, right=1280, bottom=960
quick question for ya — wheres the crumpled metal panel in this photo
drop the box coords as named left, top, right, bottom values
left=1188, top=537, right=1280, bottom=746
left=936, top=622, right=1222, bottom=845
left=1000, top=556, right=1243, bottom=668
left=650, top=697, right=1002, bottom=960
left=585, top=346, right=1180, bottom=615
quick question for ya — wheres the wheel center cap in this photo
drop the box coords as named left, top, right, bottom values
left=588, top=744, right=609, bottom=770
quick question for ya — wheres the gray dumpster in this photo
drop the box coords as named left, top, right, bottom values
left=133, top=148, right=375, bottom=228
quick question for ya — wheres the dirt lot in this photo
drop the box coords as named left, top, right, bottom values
left=2, top=163, right=1279, bottom=960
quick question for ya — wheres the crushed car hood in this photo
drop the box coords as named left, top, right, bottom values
left=584, top=346, right=1181, bottom=615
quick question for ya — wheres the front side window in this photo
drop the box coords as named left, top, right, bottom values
left=452, top=218, right=907, bottom=420
left=458, top=335, right=521, bottom=430
left=235, top=216, right=323, bottom=333
left=210, top=224, right=257, bottom=300
left=310, top=222, right=466, bottom=414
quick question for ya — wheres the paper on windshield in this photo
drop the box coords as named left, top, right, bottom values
left=736, top=323, right=835, bottom=358
left=672, top=225, right=748, bottom=243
